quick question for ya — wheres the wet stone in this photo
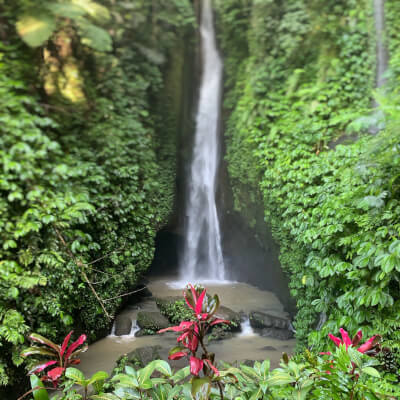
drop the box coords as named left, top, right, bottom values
left=137, top=311, right=170, bottom=333
left=249, top=311, right=290, bottom=330
left=114, top=315, right=132, bottom=336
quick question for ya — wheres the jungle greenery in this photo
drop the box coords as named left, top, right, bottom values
left=20, top=286, right=400, bottom=399
left=0, top=0, right=194, bottom=392
left=2, top=0, right=400, bottom=397
left=215, top=0, right=400, bottom=362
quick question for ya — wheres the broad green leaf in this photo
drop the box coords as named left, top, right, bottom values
left=46, top=3, right=87, bottom=19
left=16, top=12, right=56, bottom=47
left=30, top=375, right=49, bottom=400
left=191, top=377, right=211, bottom=400
left=88, top=371, right=109, bottom=385
left=362, top=366, right=380, bottom=378
left=112, top=373, right=139, bottom=388
left=172, top=366, right=190, bottom=383
left=77, top=19, right=112, bottom=52
left=65, top=367, right=86, bottom=385
left=152, top=360, right=172, bottom=377
left=72, top=0, right=110, bottom=22
left=267, top=372, right=296, bottom=386
left=90, top=394, right=120, bottom=400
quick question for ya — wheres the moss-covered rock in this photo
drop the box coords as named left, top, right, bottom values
left=214, top=306, right=241, bottom=331
left=137, top=311, right=170, bottom=334
left=155, top=296, right=195, bottom=324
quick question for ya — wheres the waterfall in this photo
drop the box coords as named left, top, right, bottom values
left=180, top=0, right=225, bottom=282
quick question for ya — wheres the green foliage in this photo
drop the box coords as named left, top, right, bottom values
left=156, top=298, right=195, bottom=324
left=215, top=0, right=400, bottom=355
left=16, top=0, right=112, bottom=51
left=44, top=349, right=400, bottom=399
left=0, top=0, right=195, bottom=392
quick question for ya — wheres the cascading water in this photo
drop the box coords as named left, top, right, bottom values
left=180, top=0, right=225, bottom=282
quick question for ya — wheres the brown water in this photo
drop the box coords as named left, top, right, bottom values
left=79, top=279, right=295, bottom=377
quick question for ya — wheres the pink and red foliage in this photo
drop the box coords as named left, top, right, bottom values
left=21, top=331, right=88, bottom=386
left=158, top=284, right=230, bottom=377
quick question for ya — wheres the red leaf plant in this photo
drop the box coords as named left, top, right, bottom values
left=321, top=328, right=382, bottom=375
left=158, top=284, right=230, bottom=378
left=21, top=331, right=88, bottom=387
left=326, top=328, right=381, bottom=355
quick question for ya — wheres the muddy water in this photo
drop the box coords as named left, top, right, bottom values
left=79, top=279, right=295, bottom=377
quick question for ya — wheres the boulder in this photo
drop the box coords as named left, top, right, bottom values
left=260, top=328, right=294, bottom=341
left=126, top=346, right=162, bottom=368
left=114, top=315, right=132, bottom=336
left=207, top=326, right=234, bottom=342
left=137, top=311, right=170, bottom=333
left=214, top=306, right=241, bottom=331
left=249, top=311, right=290, bottom=330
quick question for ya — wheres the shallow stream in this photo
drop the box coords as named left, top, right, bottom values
left=79, top=279, right=295, bottom=377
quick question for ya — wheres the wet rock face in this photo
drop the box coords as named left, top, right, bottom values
left=259, top=328, right=293, bottom=341
left=249, top=311, right=293, bottom=340
left=137, top=311, right=170, bottom=333
left=249, top=311, right=290, bottom=330
left=114, top=315, right=132, bottom=336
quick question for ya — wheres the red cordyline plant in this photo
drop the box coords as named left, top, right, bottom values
left=158, top=284, right=230, bottom=394
left=321, top=328, right=382, bottom=375
left=21, top=331, right=88, bottom=386
left=326, top=328, right=381, bottom=356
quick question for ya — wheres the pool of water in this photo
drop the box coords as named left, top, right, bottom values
left=79, top=279, right=295, bottom=377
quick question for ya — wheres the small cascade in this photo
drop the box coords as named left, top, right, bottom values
left=180, top=0, right=225, bottom=282
left=109, top=319, right=139, bottom=338
left=109, top=321, right=116, bottom=337
left=129, top=320, right=140, bottom=336
left=239, top=317, right=256, bottom=338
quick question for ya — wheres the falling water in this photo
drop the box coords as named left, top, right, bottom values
left=180, top=0, right=225, bottom=282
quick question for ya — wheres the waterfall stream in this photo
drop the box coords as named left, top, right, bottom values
left=180, top=0, right=225, bottom=282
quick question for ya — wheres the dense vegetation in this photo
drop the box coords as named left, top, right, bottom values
left=2, top=0, right=400, bottom=397
left=20, top=285, right=400, bottom=399
left=0, top=0, right=194, bottom=393
left=215, top=0, right=400, bottom=357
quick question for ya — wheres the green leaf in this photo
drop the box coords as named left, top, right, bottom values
left=65, top=367, right=86, bottom=385
left=88, top=371, right=109, bottom=385
left=362, top=366, right=380, bottom=378
left=16, top=11, right=56, bottom=47
left=72, top=0, right=110, bottom=22
left=77, top=19, right=112, bottom=52
left=90, top=395, right=120, bottom=400
left=348, top=347, right=362, bottom=368
left=152, top=360, right=172, bottom=377
left=30, top=375, right=49, bottom=400
left=191, top=377, right=211, bottom=400
left=46, top=3, right=87, bottom=18
left=267, top=372, right=296, bottom=386
left=171, top=366, right=190, bottom=383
